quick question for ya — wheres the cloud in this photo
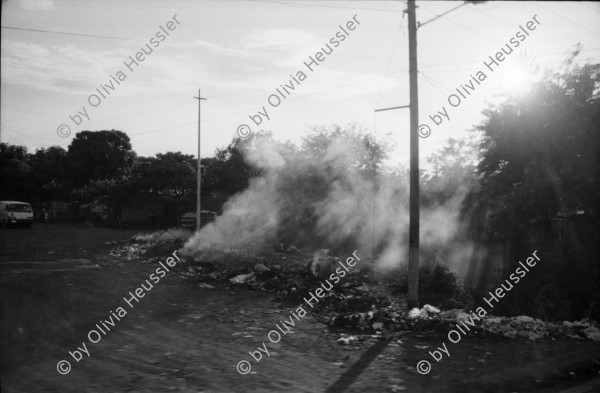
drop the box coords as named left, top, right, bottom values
left=0, top=40, right=130, bottom=93
left=243, top=29, right=321, bottom=49
left=18, top=0, right=55, bottom=11
left=0, top=39, right=198, bottom=96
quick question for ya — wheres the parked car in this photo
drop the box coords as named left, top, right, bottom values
left=0, top=201, right=34, bottom=228
left=180, top=210, right=217, bottom=229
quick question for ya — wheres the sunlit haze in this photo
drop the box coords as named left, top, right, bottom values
left=1, top=0, right=599, bottom=168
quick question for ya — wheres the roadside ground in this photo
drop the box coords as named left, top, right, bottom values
left=1, top=223, right=599, bottom=392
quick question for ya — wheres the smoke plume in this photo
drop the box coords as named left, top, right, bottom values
left=182, top=128, right=475, bottom=272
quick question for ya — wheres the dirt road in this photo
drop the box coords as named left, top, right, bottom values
left=2, top=224, right=600, bottom=392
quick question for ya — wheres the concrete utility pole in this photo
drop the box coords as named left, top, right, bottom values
left=407, top=0, right=420, bottom=309
left=194, top=90, right=206, bottom=231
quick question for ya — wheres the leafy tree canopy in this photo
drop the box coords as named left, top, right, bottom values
left=466, top=47, right=600, bottom=239
left=66, top=130, right=136, bottom=187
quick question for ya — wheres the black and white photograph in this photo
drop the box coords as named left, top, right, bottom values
left=1, top=0, right=600, bottom=392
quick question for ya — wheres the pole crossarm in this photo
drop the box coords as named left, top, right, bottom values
left=374, top=104, right=410, bottom=112
left=418, top=1, right=485, bottom=29
left=417, top=3, right=466, bottom=29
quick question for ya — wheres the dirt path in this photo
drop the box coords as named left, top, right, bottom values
left=2, top=224, right=600, bottom=392
left=0, top=224, right=347, bottom=392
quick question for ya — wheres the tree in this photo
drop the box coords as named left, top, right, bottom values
left=423, top=136, right=480, bottom=207
left=203, top=135, right=262, bottom=195
left=132, top=152, right=196, bottom=199
left=463, top=48, right=600, bottom=319
left=66, top=130, right=136, bottom=187
left=30, top=146, right=69, bottom=200
left=467, top=50, right=599, bottom=243
left=70, top=178, right=133, bottom=226
left=276, top=125, right=391, bottom=248
left=301, top=124, right=389, bottom=175
left=0, top=143, right=34, bottom=201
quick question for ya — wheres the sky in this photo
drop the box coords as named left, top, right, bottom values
left=1, top=0, right=599, bottom=169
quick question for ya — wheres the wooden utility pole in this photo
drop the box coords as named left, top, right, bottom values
left=374, top=1, right=419, bottom=309
left=194, top=90, right=206, bottom=231
left=375, top=1, right=484, bottom=310
left=407, top=0, right=420, bottom=309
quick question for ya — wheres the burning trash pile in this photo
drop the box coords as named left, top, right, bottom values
left=108, top=229, right=192, bottom=261
left=180, top=245, right=324, bottom=295
left=179, top=246, right=391, bottom=329
left=108, top=233, right=600, bottom=344
left=179, top=246, right=600, bottom=342
left=404, top=305, right=600, bottom=342
left=185, top=248, right=600, bottom=343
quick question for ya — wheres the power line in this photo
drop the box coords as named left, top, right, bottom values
left=2, top=124, right=48, bottom=143
left=417, top=71, right=448, bottom=98
left=465, top=4, right=572, bottom=52
left=420, top=58, right=590, bottom=74
left=376, top=10, right=406, bottom=106
left=130, top=68, right=407, bottom=137
left=419, top=47, right=600, bottom=71
left=417, top=3, right=511, bottom=46
left=578, top=3, right=600, bottom=15
left=254, top=0, right=405, bottom=12
left=1, top=24, right=403, bottom=60
left=537, top=3, right=600, bottom=36
left=0, top=25, right=143, bottom=42
left=1, top=125, right=58, bottom=148
left=418, top=71, right=481, bottom=125
left=418, top=3, right=467, bottom=29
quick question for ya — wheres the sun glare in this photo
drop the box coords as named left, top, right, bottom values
left=500, top=61, right=535, bottom=94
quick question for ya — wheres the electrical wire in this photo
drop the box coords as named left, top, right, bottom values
left=0, top=25, right=144, bottom=42
left=537, top=3, right=600, bottom=36
left=1, top=24, right=403, bottom=59
left=131, top=69, right=406, bottom=136
left=253, top=0, right=405, bottom=13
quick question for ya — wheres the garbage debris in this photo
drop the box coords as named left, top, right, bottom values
left=584, top=326, right=600, bottom=341
left=440, top=309, right=464, bottom=320
left=108, top=229, right=191, bottom=261
left=422, top=304, right=440, bottom=314
left=253, top=263, right=272, bottom=276
left=307, top=249, right=339, bottom=278
left=407, top=308, right=424, bottom=320
left=229, top=273, right=255, bottom=284
left=337, top=334, right=358, bottom=345
left=118, top=235, right=600, bottom=344
left=407, top=304, right=440, bottom=319
left=279, top=242, right=300, bottom=253
left=513, top=315, right=535, bottom=324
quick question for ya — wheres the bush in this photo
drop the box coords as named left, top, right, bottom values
left=384, top=264, right=475, bottom=310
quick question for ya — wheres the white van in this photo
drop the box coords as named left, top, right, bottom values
left=0, top=201, right=34, bottom=228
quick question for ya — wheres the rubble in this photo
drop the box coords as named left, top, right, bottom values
left=253, top=263, right=272, bottom=276
left=422, top=304, right=440, bottom=314
left=513, top=315, right=536, bottom=324
left=402, top=307, right=600, bottom=342
left=408, top=304, right=441, bottom=320
left=107, top=232, right=600, bottom=344
left=229, top=273, right=256, bottom=284
left=108, top=229, right=191, bottom=261
left=407, top=308, right=424, bottom=320
left=336, top=334, right=359, bottom=345
left=584, top=326, right=600, bottom=341
left=307, top=249, right=339, bottom=278
left=439, top=309, right=465, bottom=320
